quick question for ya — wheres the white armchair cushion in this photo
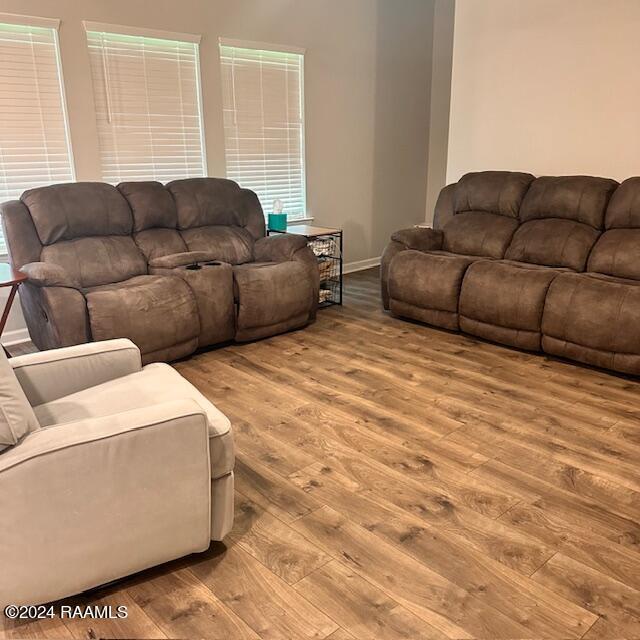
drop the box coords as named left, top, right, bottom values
left=10, top=339, right=142, bottom=406
left=0, top=349, right=39, bottom=452
left=34, top=362, right=233, bottom=479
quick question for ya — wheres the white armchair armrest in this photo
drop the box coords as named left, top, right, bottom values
left=10, top=339, right=142, bottom=406
left=0, top=399, right=211, bottom=607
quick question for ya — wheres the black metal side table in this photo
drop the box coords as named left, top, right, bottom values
left=268, top=225, right=343, bottom=308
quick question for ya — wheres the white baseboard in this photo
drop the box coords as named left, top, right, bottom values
left=344, top=256, right=381, bottom=274
left=3, top=327, right=30, bottom=346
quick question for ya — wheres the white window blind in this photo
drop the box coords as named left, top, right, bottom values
left=0, top=16, right=74, bottom=253
left=220, top=40, right=307, bottom=220
left=85, top=24, right=206, bottom=183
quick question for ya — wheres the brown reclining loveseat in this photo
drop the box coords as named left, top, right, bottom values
left=1, top=178, right=319, bottom=363
left=382, top=170, right=640, bottom=375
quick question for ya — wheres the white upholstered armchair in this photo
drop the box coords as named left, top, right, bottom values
left=0, top=339, right=234, bottom=607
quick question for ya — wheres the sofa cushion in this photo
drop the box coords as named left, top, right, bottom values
left=519, top=175, right=618, bottom=227
left=85, top=275, right=199, bottom=362
left=233, top=261, right=313, bottom=340
left=134, top=228, right=188, bottom=261
left=181, top=226, right=254, bottom=264
left=389, top=250, right=480, bottom=314
left=505, top=218, right=600, bottom=271
left=33, top=363, right=233, bottom=478
left=459, top=260, right=564, bottom=351
left=454, top=171, right=535, bottom=218
left=542, top=272, right=640, bottom=375
left=117, top=181, right=178, bottom=232
left=443, top=213, right=519, bottom=259
left=0, top=350, right=39, bottom=452
left=167, top=177, right=266, bottom=240
left=41, top=236, right=147, bottom=288
left=604, top=177, right=640, bottom=229
left=587, top=229, right=640, bottom=281
left=21, top=183, right=133, bottom=244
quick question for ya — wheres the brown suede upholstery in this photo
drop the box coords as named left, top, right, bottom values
left=541, top=177, right=640, bottom=374
left=505, top=176, right=618, bottom=270
left=86, top=276, right=200, bottom=363
left=542, top=273, right=640, bottom=374
left=459, top=175, right=617, bottom=350
left=389, top=250, right=481, bottom=331
left=1, top=179, right=318, bottom=361
left=460, top=260, right=565, bottom=351
left=383, top=171, right=534, bottom=327
left=233, top=261, right=314, bottom=341
left=384, top=171, right=640, bottom=375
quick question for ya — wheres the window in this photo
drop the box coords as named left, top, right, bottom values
left=85, top=23, right=206, bottom=183
left=219, top=39, right=307, bottom=220
left=0, top=14, right=74, bottom=252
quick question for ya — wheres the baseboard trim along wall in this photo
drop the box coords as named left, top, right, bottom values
left=3, top=327, right=30, bottom=346
left=343, top=256, right=381, bottom=274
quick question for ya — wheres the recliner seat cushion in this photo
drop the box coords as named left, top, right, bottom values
left=459, top=260, right=565, bottom=351
left=33, top=362, right=233, bottom=478
left=86, top=275, right=199, bottom=363
left=233, top=261, right=314, bottom=341
left=388, top=250, right=483, bottom=330
left=542, top=272, right=640, bottom=375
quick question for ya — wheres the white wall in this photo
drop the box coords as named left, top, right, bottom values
left=424, top=0, right=454, bottom=223
left=0, top=0, right=436, bottom=343
left=447, top=0, right=640, bottom=183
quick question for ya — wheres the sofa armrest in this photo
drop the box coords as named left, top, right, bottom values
left=254, top=234, right=308, bottom=262
left=21, top=261, right=81, bottom=290
left=10, top=339, right=142, bottom=406
left=0, top=399, right=211, bottom=607
left=148, top=251, right=216, bottom=269
left=391, top=227, right=444, bottom=253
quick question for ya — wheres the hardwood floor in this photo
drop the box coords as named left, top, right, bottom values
left=3, top=267, right=640, bottom=640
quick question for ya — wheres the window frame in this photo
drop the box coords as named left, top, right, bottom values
left=0, top=12, right=76, bottom=257
left=83, top=21, right=208, bottom=183
left=218, top=37, right=311, bottom=223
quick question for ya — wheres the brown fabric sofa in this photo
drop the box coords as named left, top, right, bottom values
left=383, top=171, right=640, bottom=375
left=1, top=178, right=319, bottom=363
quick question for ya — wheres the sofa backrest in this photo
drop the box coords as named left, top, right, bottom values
left=117, top=181, right=188, bottom=261
left=443, top=171, right=535, bottom=258
left=20, top=183, right=147, bottom=288
left=167, top=178, right=265, bottom=265
left=588, top=177, right=640, bottom=280
left=505, top=175, right=618, bottom=271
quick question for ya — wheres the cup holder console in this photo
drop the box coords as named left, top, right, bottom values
left=184, top=261, right=222, bottom=271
